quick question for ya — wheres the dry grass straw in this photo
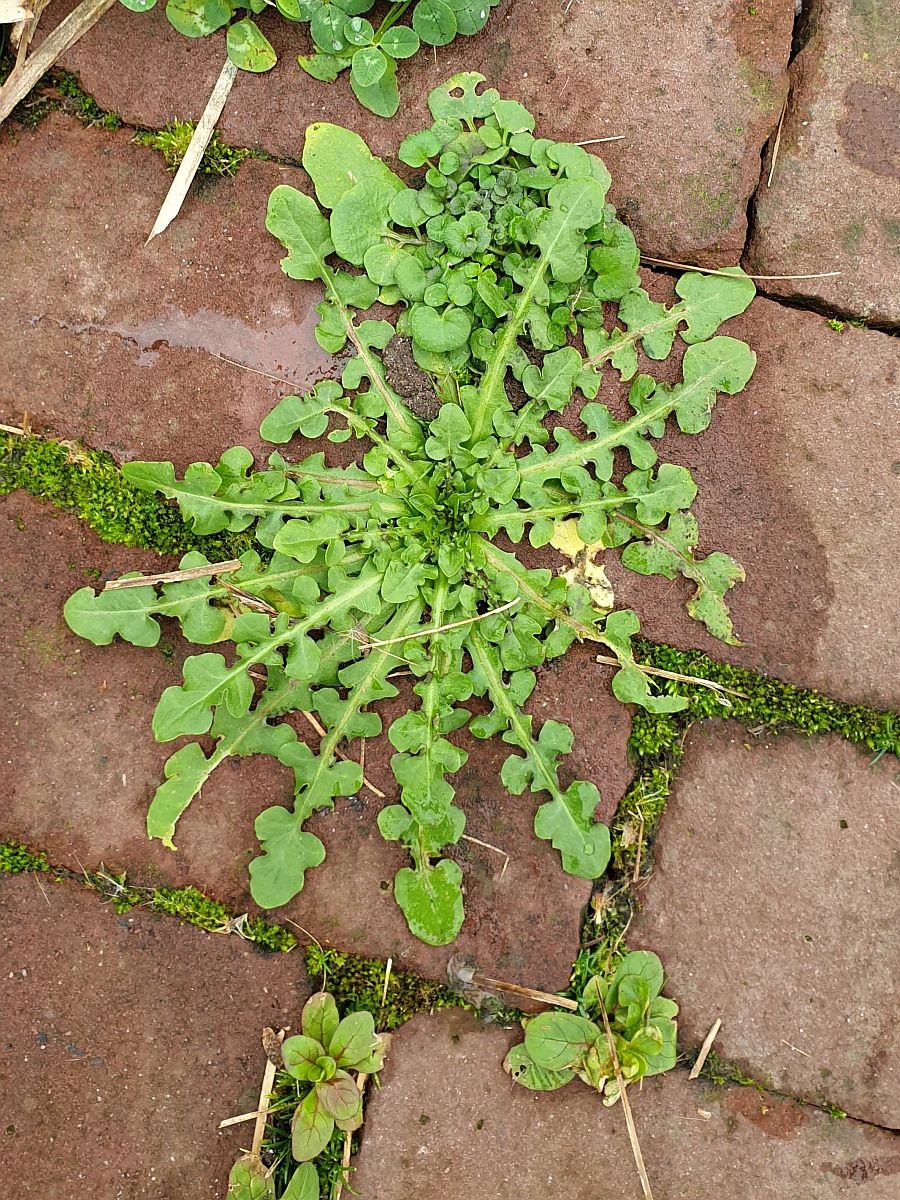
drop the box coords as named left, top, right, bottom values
left=767, top=96, right=788, bottom=188
left=688, top=1017, right=722, bottom=1079
left=639, top=255, right=839, bottom=281
left=597, top=998, right=655, bottom=1200
left=103, top=560, right=242, bottom=590
left=0, top=0, right=117, bottom=125
left=146, top=57, right=238, bottom=243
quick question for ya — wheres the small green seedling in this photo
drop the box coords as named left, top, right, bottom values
left=119, top=0, right=501, bottom=116
left=65, top=75, right=757, bottom=946
left=504, top=950, right=678, bottom=1103
left=227, top=991, right=387, bottom=1199
left=228, top=1157, right=318, bottom=1200
left=283, top=992, right=386, bottom=1160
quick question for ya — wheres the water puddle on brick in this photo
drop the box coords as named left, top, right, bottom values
left=36, top=304, right=329, bottom=389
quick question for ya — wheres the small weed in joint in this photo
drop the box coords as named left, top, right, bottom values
left=134, top=120, right=262, bottom=176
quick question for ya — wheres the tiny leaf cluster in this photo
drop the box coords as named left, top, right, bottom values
left=504, top=950, right=678, bottom=1102
left=228, top=990, right=386, bottom=1200
left=118, top=0, right=500, bottom=115
left=65, top=75, right=757, bottom=947
left=282, top=993, right=386, bottom=1160
left=229, top=1157, right=318, bottom=1200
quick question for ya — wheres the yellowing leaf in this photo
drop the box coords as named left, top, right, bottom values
left=550, top=519, right=615, bottom=614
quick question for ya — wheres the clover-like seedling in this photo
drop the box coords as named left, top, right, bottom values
left=504, top=950, right=678, bottom=1103
left=282, top=992, right=387, bottom=1160
left=119, top=0, right=501, bottom=116
left=65, top=74, right=757, bottom=946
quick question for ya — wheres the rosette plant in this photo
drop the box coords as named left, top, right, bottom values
left=504, top=951, right=678, bottom=1103
left=65, top=74, right=757, bottom=946
left=283, top=992, right=387, bottom=1160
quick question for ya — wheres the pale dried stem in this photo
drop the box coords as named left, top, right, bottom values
left=688, top=1017, right=722, bottom=1079
left=359, top=598, right=521, bottom=651
left=576, top=135, right=625, bottom=145
left=210, top=352, right=295, bottom=387
left=631, top=810, right=646, bottom=884
left=470, top=972, right=580, bottom=1011
left=220, top=582, right=279, bottom=616
left=1, top=3, right=31, bottom=25
left=250, top=1029, right=283, bottom=1157
left=297, top=710, right=386, bottom=799
left=12, top=0, right=51, bottom=66
left=780, top=1037, right=812, bottom=1057
left=146, top=57, right=238, bottom=243
left=639, top=255, right=840, bottom=281
left=597, top=1000, right=655, bottom=1200
left=103, top=559, right=242, bottom=591
left=335, top=1071, right=368, bottom=1200
left=767, top=96, right=788, bottom=188
left=380, top=956, right=393, bottom=1011
left=218, top=1109, right=265, bottom=1129
left=0, top=0, right=117, bottom=126
left=594, top=654, right=745, bottom=699
left=460, top=834, right=510, bottom=881
left=33, top=872, right=52, bottom=907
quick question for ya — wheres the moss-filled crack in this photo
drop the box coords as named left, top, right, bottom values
left=0, top=837, right=479, bottom=1023
left=610, top=639, right=898, bottom=875
left=134, top=119, right=268, bottom=177
left=567, top=642, right=897, bottom=1130
left=2, top=836, right=891, bottom=1134
left=0, top=54, right=121, bottom=131
left=0, top=432, right=255, bottom=559
left=693, top=1050, right=900, bottom=1133
left=0, top=53, right=287, bottom=173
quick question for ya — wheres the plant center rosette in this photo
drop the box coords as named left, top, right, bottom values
left=65, top=73, right=757, bottom=946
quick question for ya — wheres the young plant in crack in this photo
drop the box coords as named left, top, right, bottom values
left=119, top=0, right=501, bottom=116
left=64, top=73, right=757, bottom=946
left=228, top=991, right=387, bottom=1199
left=504, top=950, right=678, bottom=1102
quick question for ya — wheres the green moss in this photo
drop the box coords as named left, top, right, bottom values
left=0, top=55, right=120, bottom=131
left=568, top=889, right=633, bottom=997
left=738, top=58, right=778, bottom=110
left=0, top=840, right=467, bottom=1029
left=700, top=1050, right=764, bottom=1090
left=611, top=763, right=672, bottom=874
left=821, top=1102, right=848, bottom=1119
left=850, top=0, right=900, bottom=58
left=0, top=50, right=56, bottom=127
left=53, top=70, right=120, bottom=130
left=635, top=640, right=899, bottom=755
left=0, top=433, right=252, bottom=559
left=150, top=886, right=298, bottom=951
left=607, top=641, right=898, bottom=872
left=0, top=840, right=49, bottom=874
left=700, top=1052, right=850, bottom=1118
left=85, top=866, right=144, bottom=912
left=680, top=172, right=740, bottom=244
left=827, top=318, right=845, bottom=332
left=305, top=944, right=462, bottom=1031
left=134, top=120, right=263, bottom=176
